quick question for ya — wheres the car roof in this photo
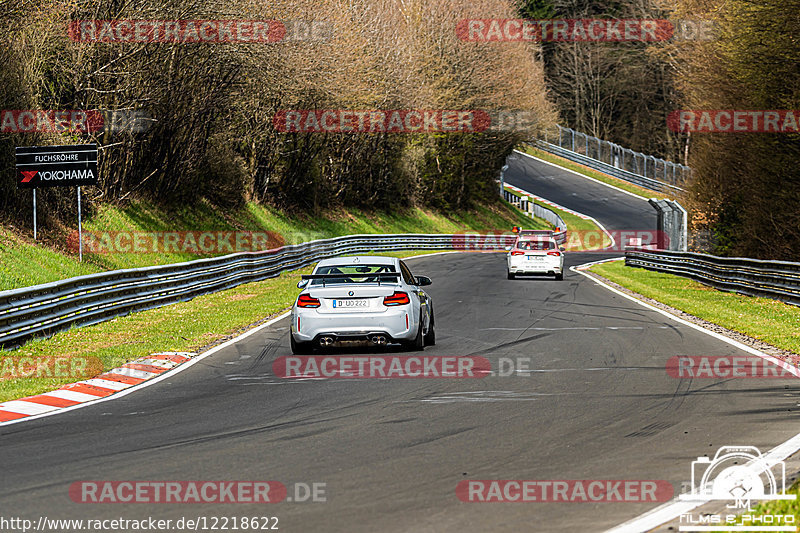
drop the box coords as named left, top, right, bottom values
left=315, top=256, right=398, bottom=267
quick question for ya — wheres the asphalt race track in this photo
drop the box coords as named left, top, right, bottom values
left=1, top=156, right=798, bottom=532
left=504, top=150, right=657, bottom=231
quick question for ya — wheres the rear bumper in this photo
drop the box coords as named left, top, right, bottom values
left=291, top=307, right=415, bottom=343
left=508, top=257, right=563, bottom=274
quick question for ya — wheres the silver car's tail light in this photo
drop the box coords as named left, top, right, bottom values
left=297, top=294, right=321, bottom=308
left=383, top=292, right=410, bottom=306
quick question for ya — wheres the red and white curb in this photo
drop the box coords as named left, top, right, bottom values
left=0, top=352, right=196, bottom=423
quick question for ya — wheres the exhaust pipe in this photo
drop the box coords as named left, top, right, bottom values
left=319, top=336, right=335, bottom=347
left=371, top=335, right=387, bottom=345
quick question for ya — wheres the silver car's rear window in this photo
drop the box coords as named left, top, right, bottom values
left=311, top=265, right=397, bottom=285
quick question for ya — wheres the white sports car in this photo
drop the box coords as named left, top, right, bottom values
left=507, top=234, right=565, bottom=280
left=290, top=256, right=435, bottom=354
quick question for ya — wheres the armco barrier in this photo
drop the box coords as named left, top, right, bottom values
left=625, top=248, right=800, bottom=306
left=0, top=234, right=517, bottom=349
left=533, top=140, right=685, bottom=194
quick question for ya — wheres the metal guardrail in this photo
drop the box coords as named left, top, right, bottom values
left=534, top=140, right=685, bottom=194
left=549, top=125, right=691, bottom=186
left=625, top=248, right=800, bottom=306
left=0, top=234, right=517, bottom=349
left=501, top=187, right=568, bottom=245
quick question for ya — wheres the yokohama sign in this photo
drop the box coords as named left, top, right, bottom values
left=16, top=144, right=98, bottom=188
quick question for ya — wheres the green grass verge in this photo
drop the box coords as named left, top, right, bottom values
left=0, top=200, right=541, bottom=291
left=517, top=144, right=661, bottom=200
left=0, top=250, right=444, bottom=402
left=590, top=260, right=800, bottom=354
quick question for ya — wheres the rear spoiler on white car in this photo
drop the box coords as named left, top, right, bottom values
left=301, top=273, right=402, bottom=287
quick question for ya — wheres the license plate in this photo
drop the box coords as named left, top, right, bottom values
left=333, top=299, right=368, bottom=309
left=526, top=255, right=544, bottom=261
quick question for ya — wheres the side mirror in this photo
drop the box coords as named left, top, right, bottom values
left=559, top=247, right=565, bottom=252
left=415, top=276, right=432, bottom=286
left=297, top=280, right=308, bottom=289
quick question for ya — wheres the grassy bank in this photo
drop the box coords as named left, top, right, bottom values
left=0, top=200, right=543, bottom=291
left=589, top=260, right=800, bottom=354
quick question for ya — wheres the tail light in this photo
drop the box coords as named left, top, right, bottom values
left=547, top=251, right=561, bottom=256
left=383, top=292, right=410, bottom=306
left=510, top=250, right=525, bottom=256
left=297, top=294, right=320, bottom=308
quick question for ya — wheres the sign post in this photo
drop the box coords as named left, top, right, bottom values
left=77, top=186, right=83, bottom=261
left=16, top=144, right=98, bottom=259
left=32, top=189, right=37, bottom=241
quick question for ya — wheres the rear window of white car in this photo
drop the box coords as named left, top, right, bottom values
left=311, top=265, right=397, bottom=285
left=517, top=240, right=555, bottom=250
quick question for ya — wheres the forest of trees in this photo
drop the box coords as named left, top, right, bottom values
left=521, top=0, right=799, bottom=259
left=1, top=0, right=798, bottom=259
left=0, top=0, right=555, bottom=223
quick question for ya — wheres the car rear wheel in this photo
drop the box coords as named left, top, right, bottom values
left=290, top=335, right=313, bottom=355
left=403, top=320, right=425, bottom=351
left=507, top=271, right=515, bottom=280
left=424, top=315, right=436, bottom=346
left=555, top=273, right=564, bottom=281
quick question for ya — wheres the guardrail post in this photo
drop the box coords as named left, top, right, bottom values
left=648, top=198, right=688, bottom=251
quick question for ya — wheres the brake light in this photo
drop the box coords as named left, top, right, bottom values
left=547, top=251, right=561, bottom=256
left=510, top=250, right=525, bottom=256
left=383, top=292, right=410, bottom=306
left=297, top=294, right=320, bottom=308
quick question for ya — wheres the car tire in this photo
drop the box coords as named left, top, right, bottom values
left=507, top=271, right=515, bottom=280
left=424, top=315, right=436, bottom=346
left=290, top=335, right=313, bottom=355
left=555, top=273, right=564, bottom=281
left=404, top=320, right=425, bottom=351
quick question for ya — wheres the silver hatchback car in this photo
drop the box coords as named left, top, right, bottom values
left=290, top=256, right=435, bottom=354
